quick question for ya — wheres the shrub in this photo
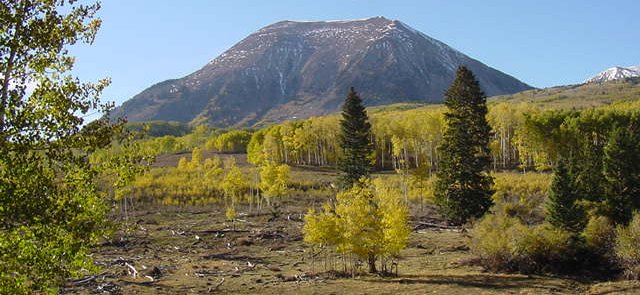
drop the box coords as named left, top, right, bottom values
left=491, top=173, right=551, bottom=224
left=583, top=215, right=615, bottom=254
left=470, top=212, right=574, bottom=273
left=469, top=213, right=524, bottom=271
left=615, top=213, right=640, bottom=280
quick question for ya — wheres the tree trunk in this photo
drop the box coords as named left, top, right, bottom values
left=367, top=254, right=377, bottom=273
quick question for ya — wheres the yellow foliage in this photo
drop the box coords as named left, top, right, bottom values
left=259, top=161, right=290, bottom=200
left=189, top=147, right=203, bottom=169
left=470, top=212, right=573, bottom=273
left=615, top=213, right=640, bottom=278
left=583, top=215, right=614, bottom=251
left=225, top=206, right=237, bottom=221
left=125, top=151, right=250, bottom=206
left=303, top=179, right=409, bottom=270
left=222, top=164, right=248, bottom=202
left=177, top=157, right=189, bottom=170
left=303, top=204, right=341, bottom=247
left=492, top=172, right=551, bottom=223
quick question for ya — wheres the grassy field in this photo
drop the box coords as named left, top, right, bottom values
left=62, top=154, right=640, bottom=294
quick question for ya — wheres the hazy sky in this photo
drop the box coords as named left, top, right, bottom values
left=71, top=0, right=639, bottom=107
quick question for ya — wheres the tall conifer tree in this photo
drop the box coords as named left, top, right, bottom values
left=338, top=87, right=374, bottom=188
left=434, top=66, right=494, bottom=224
left=545, top=158, right=585, bottom=232
left=602, top=126, right=640, bottom=225
left=574, top=140, right=605, bottom=202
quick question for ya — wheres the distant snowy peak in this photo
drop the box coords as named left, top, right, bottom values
left=585, top=66, right=640, bottom=83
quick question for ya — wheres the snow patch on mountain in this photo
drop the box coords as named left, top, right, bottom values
left=585, top=65, right=640, bottom=83
left=112, top=17, right=531, bottom=127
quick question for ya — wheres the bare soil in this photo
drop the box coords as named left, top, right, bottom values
left=62, top=157, right=640, bottom=294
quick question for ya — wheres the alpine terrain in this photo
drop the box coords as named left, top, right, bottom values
left=584, top=65, right=640, bottom=84
left=111, top=17, right=532, bottom=127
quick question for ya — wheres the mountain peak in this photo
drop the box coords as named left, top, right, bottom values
left=585, top=65, right=640, bottom=83
left=112, top=18, right=531, bottom=127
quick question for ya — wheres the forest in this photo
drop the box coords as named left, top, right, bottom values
left=69, top=76, right=640, bottom=293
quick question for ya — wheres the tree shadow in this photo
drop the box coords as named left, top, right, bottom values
left=202, top=250, right=269, bottom=264
left=589, top=285, right=640, bottom=295
left=362, top=273, right=574, bottom=292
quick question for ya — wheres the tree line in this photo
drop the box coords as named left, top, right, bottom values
left=246, top=96, right=640, bottom=173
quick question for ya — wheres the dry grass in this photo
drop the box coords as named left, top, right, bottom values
left=63, top=157, right=640, bottom=294
left=61, top=200, right=634, bottom=294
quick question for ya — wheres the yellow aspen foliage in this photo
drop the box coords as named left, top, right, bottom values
left=189, top=147, right=203, bottom=169
left=225, top=206, right=237, bottom=222
left=259, top=161, right=290, bottom=201
left=177, top=157, right=190, bottom=170
left=304, top=179, right=409, bottom=273
left=373, top=178, right=410, bottom=257
left=221, top=162, right=248, bottom=204
left=204, top=156, right=224, bottom=178
left=303, top=204, right=341, bottom=247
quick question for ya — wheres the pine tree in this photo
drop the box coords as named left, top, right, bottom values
left=338, top=87, right=374, bottom=188
left=603, top=126, right=640, bottom=225
left=574, top=140, right=604, bottom=202
left=434, top=66, right=494, bottom=225
left=545, top=158, right=585, bottom=232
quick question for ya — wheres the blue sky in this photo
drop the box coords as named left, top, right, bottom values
left=71, top=0, right=639, bottom=106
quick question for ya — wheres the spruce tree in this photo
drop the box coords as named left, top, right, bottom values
left=574, top=140, right=605, bottom=202
left=338, top=87, right=374, bottom=188
left=434, top=66, right=494, bottom=225
left=602, top=126, right=640, bottom=225
left=546, top=158, right=585, bottom=232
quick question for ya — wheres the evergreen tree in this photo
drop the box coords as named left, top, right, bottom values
left=545, top=158, right=585, bottom=232
left=434, top=66, right=494, bottom=225
left=338, top=87, right=374, bottom=188
left=574, top=140, right=605, bottom=202
left=602, top=126, right=640, bottom=225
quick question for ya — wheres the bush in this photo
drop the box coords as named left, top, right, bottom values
left=583, top=215, right=615, bottom=254
left=469, top=213, right=524, bottom=271
left=470, top=212, right=574, bottom=273
left=615, top=213, right=640, bottom=280
left=491, top=173, right=551, bottom=224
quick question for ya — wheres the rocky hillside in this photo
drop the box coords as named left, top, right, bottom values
left=111, top=17, right=532, bottom=127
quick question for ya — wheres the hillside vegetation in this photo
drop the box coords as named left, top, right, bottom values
left=74, top=79, right=640, bottom=294
left=491, top=77, right=640, bottom=109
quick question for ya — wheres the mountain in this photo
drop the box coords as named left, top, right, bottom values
left=111, top=17, right=532, bottom=127
left=584, top=66, right=640, bottom=84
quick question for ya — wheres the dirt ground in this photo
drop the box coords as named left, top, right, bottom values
left=60, top=201, right=640, bottom=295
left=61, top=155, right=640, bottom=294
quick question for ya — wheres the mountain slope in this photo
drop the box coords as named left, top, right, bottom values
left=585, top=66, right=640, bottom=84
left=111, top=17, right=532, bottom=127
left=492, top=77, right=640, bottom=109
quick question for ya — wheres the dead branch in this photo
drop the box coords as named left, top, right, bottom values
left=124, top=262, right=138, bottom=278
left=413, top=222, right=461, bottom=231
left=207, top=277, right=225, bottom=293
left=69, top=275, right=96, bottom=286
